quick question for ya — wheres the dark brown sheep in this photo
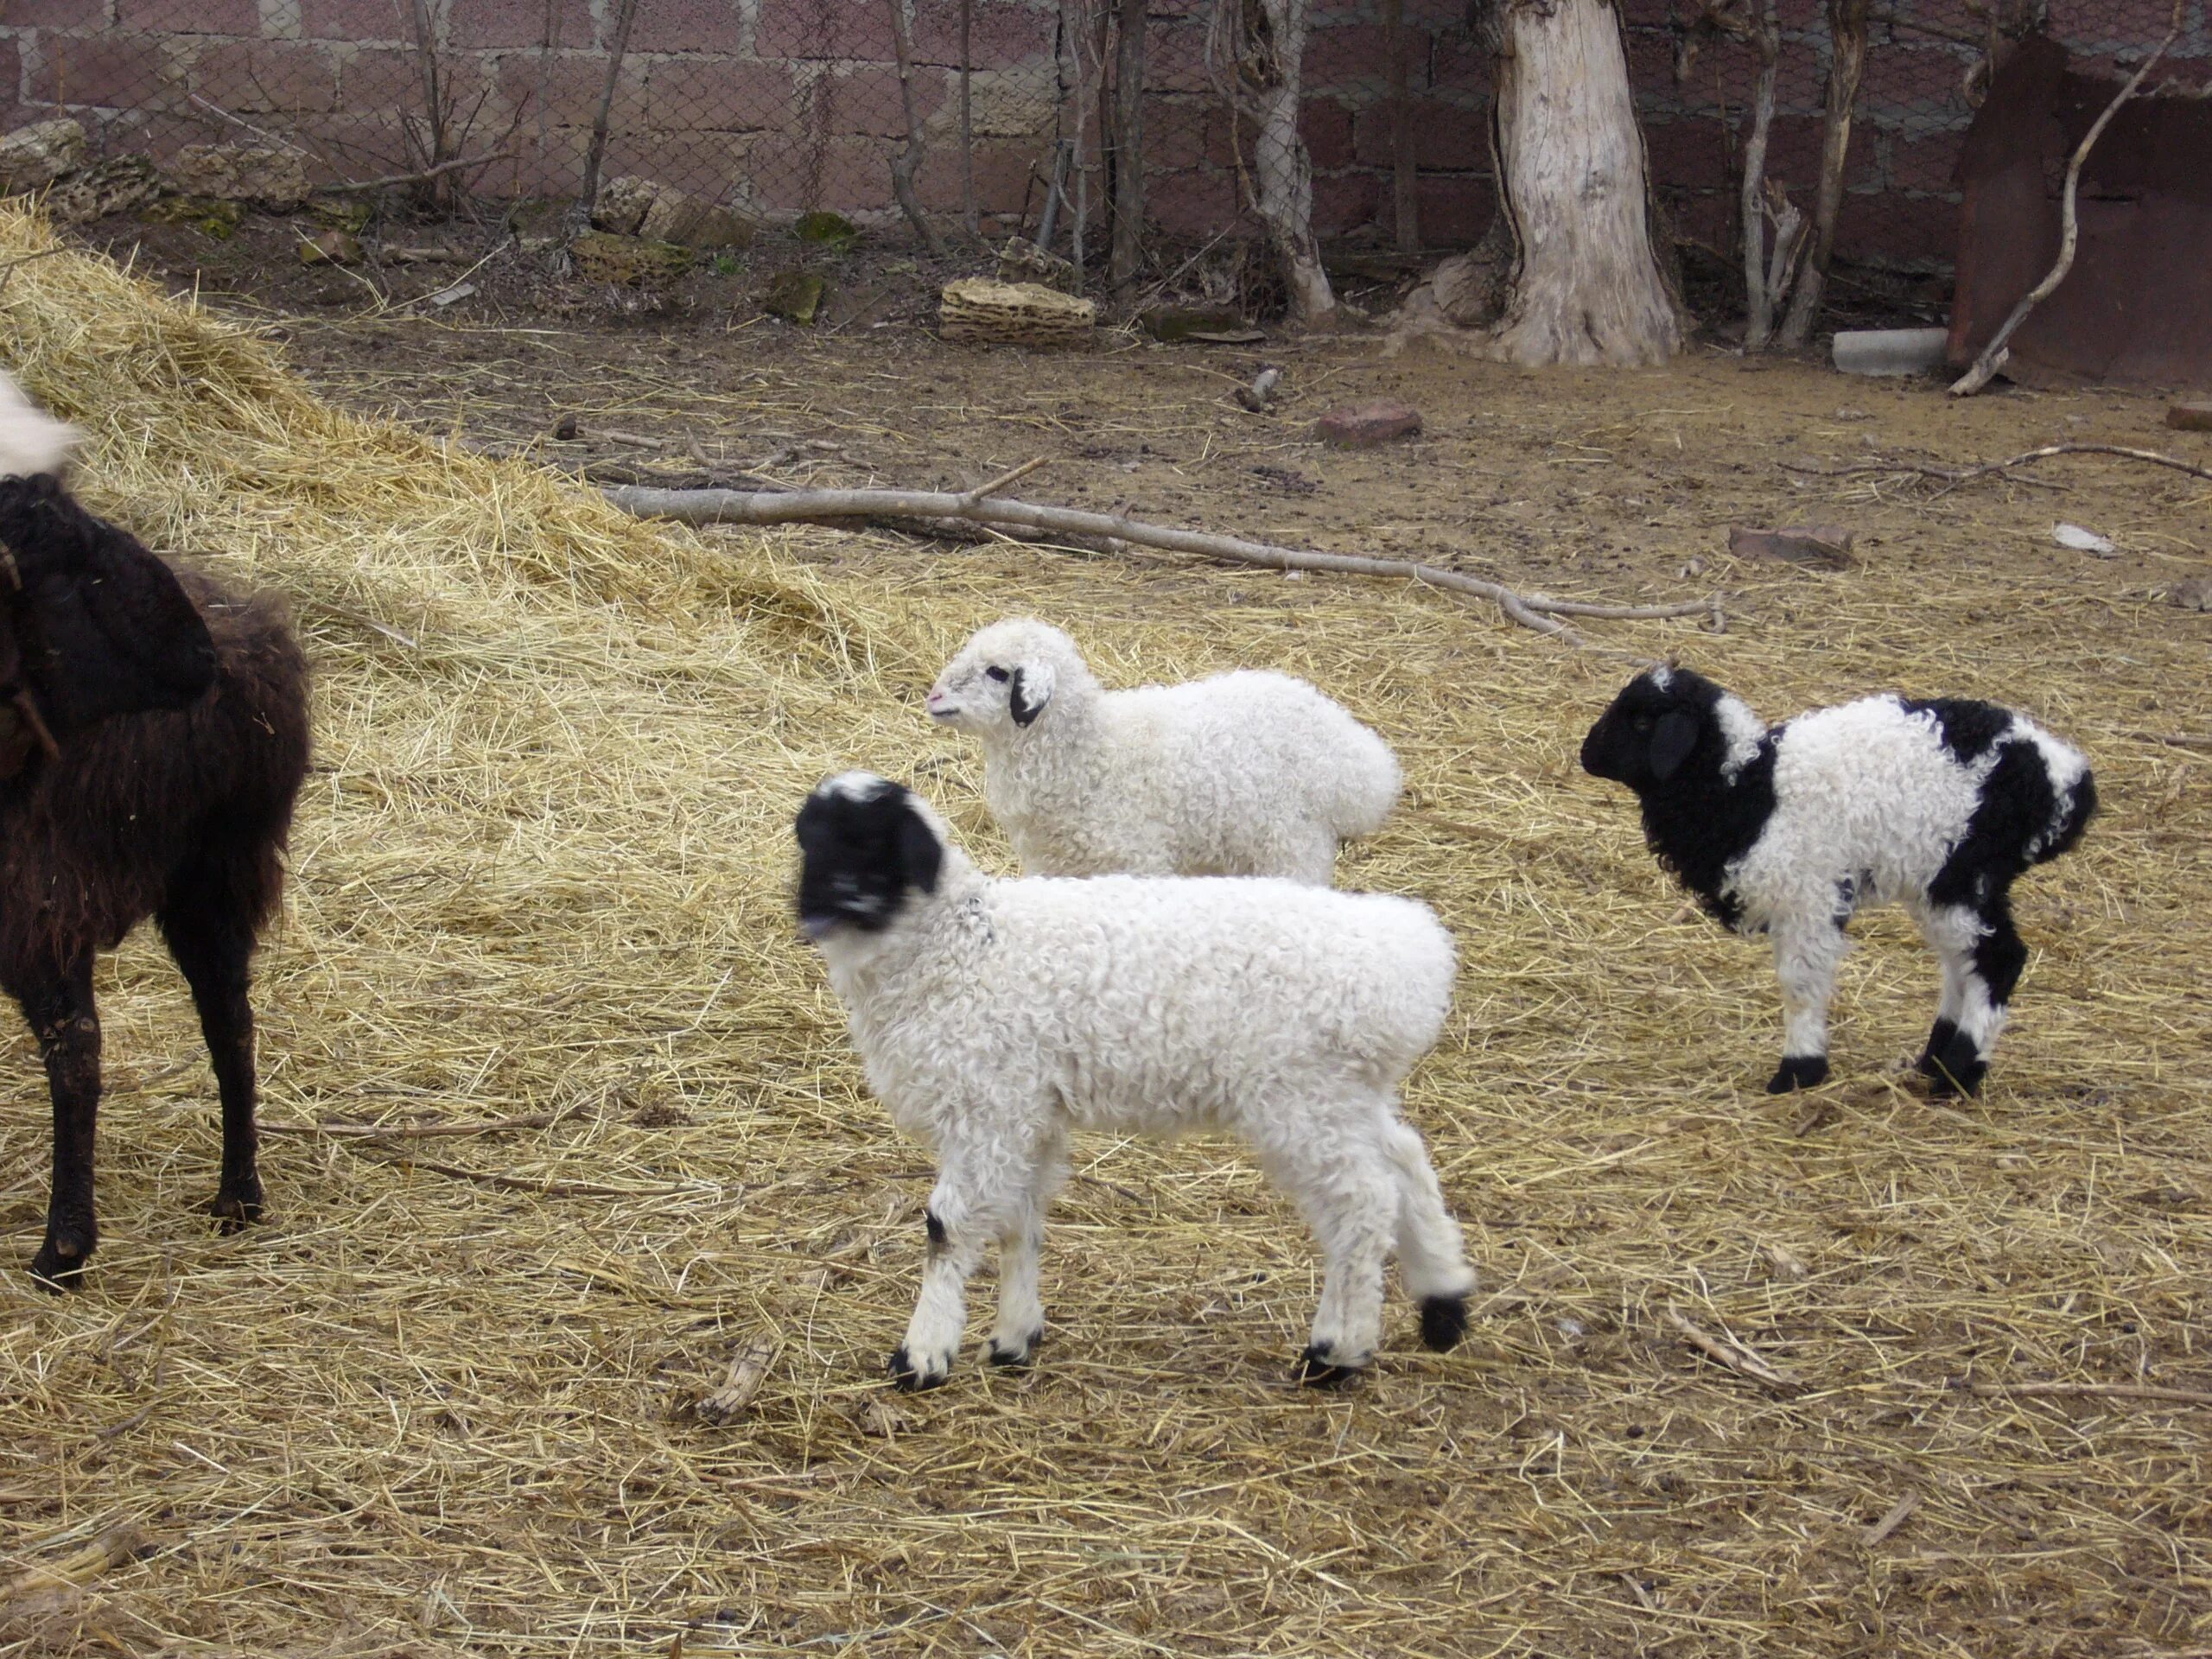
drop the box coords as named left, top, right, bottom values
left=0, top=470, right=310, bottom=1287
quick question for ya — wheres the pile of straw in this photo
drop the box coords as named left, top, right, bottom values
left=0, top=200, right=2204, bottom=1656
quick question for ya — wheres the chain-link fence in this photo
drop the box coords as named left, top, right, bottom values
left=1, top=0, right=2201, bottom=292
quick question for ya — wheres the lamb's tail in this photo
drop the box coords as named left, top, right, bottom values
left=0, top=370, right=79, bottom=480
left=1328, top=721, right=1404, bottom=841
left=2034, top=766, right=2097, bottom=867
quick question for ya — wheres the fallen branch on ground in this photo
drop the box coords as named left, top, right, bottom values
left=316, top=150, right=512, bottom=195
left=1783, top=442, right=2212, bottom=496
left=602, top=471, right=1722, bottom=649
left=1665, top=1306, right=1800, bottom=1391
left=1965, top=1379, right=2212, bottom=1407
left=1950, top=0, right=2186, bottom=396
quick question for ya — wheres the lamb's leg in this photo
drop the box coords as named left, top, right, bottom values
left=1915, top=923, right=1970, bottom=1084
left=890, top=1141, right=1023, bottom=1391
left=988, top=1128, right=1066, bottom=1369
left=1767, top=918, right=1847, bottom=1092
left=1380, top=1118, right=1478, bottom=1352
left=160, top=868, right=266, bottom=1230
left=1917, top=896, right=2025, bottom=1097
left=1266, top=1134, right=1397, bottom=1387
left=12, top=953, right=102, bottom=1288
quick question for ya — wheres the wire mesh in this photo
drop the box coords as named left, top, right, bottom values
left=0, top=0, right=2202, bottom=288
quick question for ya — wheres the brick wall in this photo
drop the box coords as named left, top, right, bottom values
left=3, top=0, right=2202, bottom=270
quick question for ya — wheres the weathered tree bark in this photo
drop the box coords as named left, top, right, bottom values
left=1215, top=0, right=1337, bottom=327
left=1777, top=0, right=1868, bottom=347
left=1383, top=0, right=1420, bottom=251
left=887, top=0, right=947, bottom=254
left=1736, top=0, right=1792, bottom=346
left=580, top=0, right=640, bottom=215
left=958, top=0, right=980, bottom=237
left=1109, top=0, right=1147, bottom=289
left=1474, top=0, right=1682, bottom=366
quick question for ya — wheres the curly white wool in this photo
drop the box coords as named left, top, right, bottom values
left=0, top=369, right=79, bottom=480
left=926, top=617, right=1402, bottom=884
left=800, top=773, right=1476, bottom=1389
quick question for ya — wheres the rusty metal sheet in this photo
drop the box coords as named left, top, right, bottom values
left=1947, top=35, right=2212, bottom=390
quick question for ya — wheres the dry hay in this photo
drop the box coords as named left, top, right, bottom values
left=1, top=197, right=2209, bottom=1656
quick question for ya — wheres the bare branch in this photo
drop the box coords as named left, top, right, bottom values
left=1951, top=0, right=2187, bottom=395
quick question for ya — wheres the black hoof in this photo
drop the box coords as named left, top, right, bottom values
left=1296, top=1344, right=1364, bottom=1389
left=206, top=1189, right=264, bottom=1236
left=1922, top=1026, right=1986, bottom=1098
left=1915, top=1019, right=1961, bottom=1081
left=29, top=1243, right=87, bottom=1293
left=1419, top=1294, right=1470, bottom=1353
left=986, top=1330, right=1042, bottom=1369
left=1765, top=1055, right=1830, bottom=1094
left=887, top=1344, right=949, bottom=1392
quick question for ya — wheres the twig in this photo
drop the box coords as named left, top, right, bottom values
left=259, top=1112, right=556, bottom=1140
left=0, top=245, right=69, bottom=299
left=316, top=151, right=512, bottom=195
left=1951, top=0, right=2186, bottom=395
left=961, top=455, right=1051, bottom=502
left=296, top=594, right=420, bottom=649
left=601, top=480, right=1721, bottom=649
left=2122, top=731, right=2212, bottom=752
left=1664, top=1305, right=1800, bottom=1390
left=1860, top=1492, right=1920, bottom=1546
left=1967, top=1380, right=2212, bottom=1407
left=359, top=1149, right=685, bottom=1198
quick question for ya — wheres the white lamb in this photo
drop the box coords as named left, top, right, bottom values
left=925, top=617, right=1402, bottom=884
left=794, top=771, right=1478, bottom=1390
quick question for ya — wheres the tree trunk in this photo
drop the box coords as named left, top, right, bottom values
left=887, top=0, right=947, bottom=254
left=1235, top=0, right=1335, bottom=327
left=1383, top=0, right=1420, bottom=251
left=1478, top=0, right=1681, bottom=366
left=1109, top=0, right=1147, bottom=289
left=1777, top=0, right=1868, bottom=347
left=1738, top=0, right=1789, bottom=348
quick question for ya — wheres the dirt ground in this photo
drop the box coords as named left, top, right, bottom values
left=3, top=210, right=2209, bottom=1657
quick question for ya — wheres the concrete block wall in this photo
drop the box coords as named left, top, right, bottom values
left=2, top=0, right=2200, bottom=268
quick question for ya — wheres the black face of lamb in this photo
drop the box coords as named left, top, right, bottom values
left=793, top=779, right=943, bottom=938
left=0, top=475, right=218, bottom=749
left=1581, top=670, right=1777, bottom=928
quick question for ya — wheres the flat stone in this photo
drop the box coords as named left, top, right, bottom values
left=764, top=270, right=826, bottom=325
left=43, top=155, right=163, bottom=225
left=1316, top=400, right=1422, bottom=448
left=0, top=119, right=86, bottom=195
left=2165, top=401, right=2212, bottom=432
left=996, top=237, right=1077, bottom=295
left=639, top=190, right=754, bottom=251
left=168, top=143, right=308, bottom=210
left=1728, top=524, right=1858, bottom=570
left=569, top=231, right=693, bottom=285
left=299, top=229, right=361, bottom=265
left=1140, top=304, right=1245, bottom=343
left=592, top=175, right=657, bottom=236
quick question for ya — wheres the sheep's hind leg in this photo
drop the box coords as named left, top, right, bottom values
left=13, top=953, right=103, bottom=1288
left=988, top=1129, right=1065, bottom=1369
left=1767, top=919, right=1847, bottom=1093
left=160, top=865, right=267, bottom=1230
left=1267, top=1134, right=1395, bottom=1387
left=1916, top=897, right=2026, bottom=1097
left=1380, top=1119, right=1478, bottom=1352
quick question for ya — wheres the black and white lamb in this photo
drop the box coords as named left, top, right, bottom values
left=1580, top=666, right=2095, bottom=1097
left=0, top=370, right=310, bottom=1286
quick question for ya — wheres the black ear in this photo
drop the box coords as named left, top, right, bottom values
left=1649, top=710, right=1700, bottom=782
left=894, top=797, right=944, bottom=895
left=1007, top=665, right=1046, bottom=727
left=0, top=478, right=217, bottom=735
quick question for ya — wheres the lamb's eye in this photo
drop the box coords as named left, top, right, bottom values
left=984, top=666, right=1010, bottom=683
left=1631, top=715, right=1655, bottom=734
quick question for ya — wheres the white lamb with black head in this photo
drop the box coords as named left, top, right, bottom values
left=925, top=617, right=1401, bottom=884
left=1580, top=666, right=2095, bottom=1097
left=793, top=771, right=1478, bottom=1390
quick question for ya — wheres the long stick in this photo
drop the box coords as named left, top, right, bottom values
left=602, top=480, right=1719, bottom=646
left=1949, top=0, right=2186, bottom=396
left=581, top=0, right=641, bottom=213
left=1783, top=442, right=2212, bottom=491
left=887, top=0, right=947, bottom=254
left=959, top=0, right=980, bottom=238
left=1383, top=0, right=1419, bottom=252
left=1739, top=0, right=1783, bottom=347
left=1109, top=0, right=1147, bottom=289
left=1777, top=0, right=1868, bottom=347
